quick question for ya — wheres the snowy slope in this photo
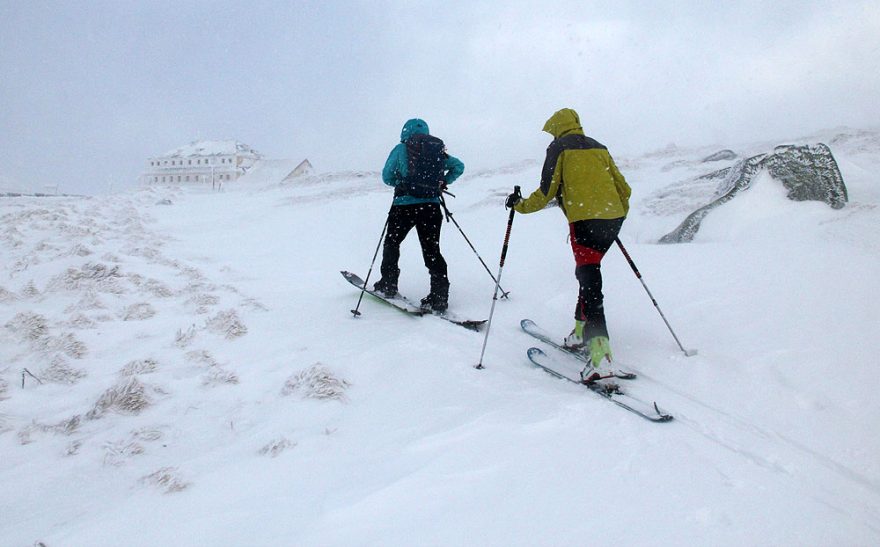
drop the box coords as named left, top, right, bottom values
left=2, top=130, right=880, bottom=546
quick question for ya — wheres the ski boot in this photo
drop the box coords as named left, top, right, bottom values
left=421, top=277, right=449, bottom=313
left=579, top=336, right=613, bottom=384
left=563, top=320, right=586, bottom=350
left=588, top=336, right=612, bottom=368
left=372, top=278, right=398, bottom=298
left=420, top=292, right=448, bottom=313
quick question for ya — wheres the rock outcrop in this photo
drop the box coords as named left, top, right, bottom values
left=660, top=143, right=847, bottom=243
left=702, top=149, right=738, bottom=162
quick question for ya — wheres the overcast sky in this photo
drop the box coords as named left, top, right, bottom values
left=2, top=0, right=879, bottom=195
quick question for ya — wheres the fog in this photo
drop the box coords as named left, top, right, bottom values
left=2, top=0, right=878, bottom=195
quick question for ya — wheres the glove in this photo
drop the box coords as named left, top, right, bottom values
left=505, top=191, right=522, bottom=209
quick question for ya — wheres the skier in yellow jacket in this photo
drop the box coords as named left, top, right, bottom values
left=507, top=108, right=631, bottom=372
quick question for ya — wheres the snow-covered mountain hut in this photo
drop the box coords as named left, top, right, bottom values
left=142, top=140, right=262, bottom=187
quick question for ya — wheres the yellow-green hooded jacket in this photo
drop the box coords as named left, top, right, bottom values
left=515, top=108, right=631, bottom=222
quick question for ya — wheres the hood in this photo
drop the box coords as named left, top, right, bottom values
left=400, top=118, right=430, bottom=142
left=542, top=108, right=583, bottom=138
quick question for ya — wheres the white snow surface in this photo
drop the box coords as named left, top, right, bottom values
left=2, top=130, right=880, bottom=546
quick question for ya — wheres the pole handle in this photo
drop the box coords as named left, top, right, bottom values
left=498, top=187, right=519, bottom=267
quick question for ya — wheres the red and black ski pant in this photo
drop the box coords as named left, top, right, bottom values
left=569, top=217, right=624, bottom=340
left=380, top=203, right=449, bottom=297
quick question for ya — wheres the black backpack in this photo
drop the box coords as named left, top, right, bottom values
left=397, top=133, right=447, bottom=199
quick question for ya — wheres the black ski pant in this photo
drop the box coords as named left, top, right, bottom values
left=379, top=203, right=449, bottom=296
left=569, top=217, right=625, bottom=340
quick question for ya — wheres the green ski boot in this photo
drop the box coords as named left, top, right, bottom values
left=588, top=336, right=612, bottom=369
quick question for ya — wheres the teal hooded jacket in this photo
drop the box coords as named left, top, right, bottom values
left=382, top=118, right=465, bottom=206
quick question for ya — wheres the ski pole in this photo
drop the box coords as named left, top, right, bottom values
left=615, top=238, right=697, bottom=357
left=476, top=186, right=521, bottom=369
left=439, top=194, right=510, bottom=299
left=351, top=214, right=390, bottom=317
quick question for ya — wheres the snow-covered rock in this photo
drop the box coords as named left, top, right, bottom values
left=660, top=143, right=847, bottom=243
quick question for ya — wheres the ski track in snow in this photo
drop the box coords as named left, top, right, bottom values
left=2, top=129, right=880, bottom=545
left=644, top=371, right=880, bottom=524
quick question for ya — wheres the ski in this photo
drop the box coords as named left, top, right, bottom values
left=341, top=271, right=487, bottom=331
left=342, top=270, right=424, bottom=315
left=520, top=319, right=636, bottom=380
left=527, top=347, right=673, bottom=423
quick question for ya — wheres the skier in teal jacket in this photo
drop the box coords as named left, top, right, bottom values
left=381, top=119, right=465, bottom=205
left=374, top=118, right=465, bottom=312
